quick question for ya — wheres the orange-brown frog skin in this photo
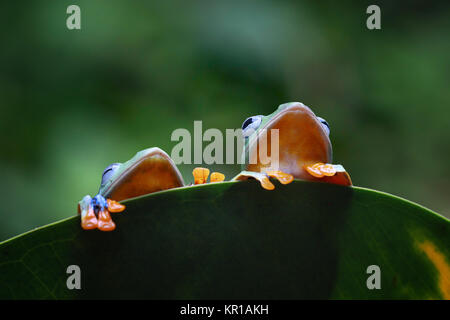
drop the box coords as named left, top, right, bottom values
left=99, top=148, right=184, bottom=202
left=238, top=102, right=352, bottom=186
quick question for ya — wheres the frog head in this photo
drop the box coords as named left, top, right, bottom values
left=98, top=147, right=184, bottom=201
left=241, top=102, right=333, bottom=181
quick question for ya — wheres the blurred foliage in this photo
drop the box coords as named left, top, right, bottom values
left=0, top=0, right=449, bottom=241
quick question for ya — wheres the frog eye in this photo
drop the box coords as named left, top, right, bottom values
left=242, top=115, right=263, bottom=137
left=101, top=163, right=121, bottom=186
left=317, top=117, right=330, bottom=136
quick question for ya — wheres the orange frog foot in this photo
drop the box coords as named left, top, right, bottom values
left=78, top=195, right=126, bottom=231
left=304, top=162, right=353, bottom=186
left=193, top=167, right=226, bottom=184
left=305, top=163, right=336, bottom=178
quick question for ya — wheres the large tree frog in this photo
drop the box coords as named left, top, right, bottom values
left=232, top=102, right=352, bottom=189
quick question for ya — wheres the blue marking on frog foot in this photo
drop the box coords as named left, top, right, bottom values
left=92, top=194, right=108, bottom=214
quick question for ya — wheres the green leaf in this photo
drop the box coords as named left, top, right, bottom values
left=0, top=180, right=449, bottom=299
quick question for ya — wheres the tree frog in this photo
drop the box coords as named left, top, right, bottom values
left=232, top=102, right=352, bottom=189
left=78, top=148, right=185, bottom=231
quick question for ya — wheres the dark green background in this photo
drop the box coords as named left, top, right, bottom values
left=1, top=1, right=449, bottom=241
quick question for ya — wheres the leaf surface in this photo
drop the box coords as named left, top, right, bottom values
left=1, top=180, right=449, bottom=299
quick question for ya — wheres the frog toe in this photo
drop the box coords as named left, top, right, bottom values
left=305, top=162, right=337, bottom=178
left=82, top=207, right=98, bottom=230
left=193, top=167, right=210, bottom=184
left=78, top=195, right=98, bottom=230
left=107, top=199, right=126, bottom=213
left=305, top=163, right=352, bottom=186
left=258, top=175, right=275, bottom=190
left=232, top=171, right=275, bottom=190
left=97, top=208, right=116, bottom=232
left=210, top=172, right=225, bottom=183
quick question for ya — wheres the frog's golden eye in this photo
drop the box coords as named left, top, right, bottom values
left=317, top=117, right=330, bottom=136
left=242, top=115, right=263, bottom=137
left=101, top=163, right=121, bottom=187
